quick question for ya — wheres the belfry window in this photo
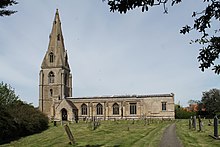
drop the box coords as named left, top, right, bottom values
left=81, top=103, right=87, bottom=115
left=48, top=71, right=55, bottom=83
left=130, top=103, right=137, bottom=115
left=113, top=103, right=119, bottom=115
left=49, top=52, right=54, bottom=63
left=162, top=102, right=167, bottom=111
left=96, top=103, right=103, bottom=115
left=50, top=89, right=53, bottom=96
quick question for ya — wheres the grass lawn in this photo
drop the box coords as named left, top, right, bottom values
left=176, top=119, right=220, bottom=147
left=1, top=120, right=172, bottom=147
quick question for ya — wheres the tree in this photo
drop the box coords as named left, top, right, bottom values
left=188, top=99, right=199, bottom=105
left=0, top=82, right=18, bottom=107
left=201, top=88, right=220, bottom=116
left=0, top=0, right=18, bottom=17
left=175, top=104, right=196, bottom=119
left=0, top=82, right=48, bottom=144
left=104, top=0, right=220, bottom=74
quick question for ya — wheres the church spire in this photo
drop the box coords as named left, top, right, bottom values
left=41, top=9, right=70, bottom=70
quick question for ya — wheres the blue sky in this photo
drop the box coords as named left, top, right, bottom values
left=0, top=0, right=219, bottom=107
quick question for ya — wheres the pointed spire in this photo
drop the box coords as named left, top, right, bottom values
left=41, top=9, right=70, bottom=70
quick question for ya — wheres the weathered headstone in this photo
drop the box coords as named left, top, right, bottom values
left=53, top=121, right=57, bottom=127
left=132, top=119, right=135, bottom=124
left=214, top=115, right=219, bottom=138
left=193, top=116, right=197, bottom=130
left=189, top=116, right=192, bottom=129
left=198, top=115, right=202, bottom=131
left=64, top=124, right=75, bottom=144
left=144, top=118, right=147, bottom=126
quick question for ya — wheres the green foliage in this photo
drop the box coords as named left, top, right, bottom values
left=175, top=105, right=196, bottom=119
left=104, top=0, right=220, bottom=74
left=0, top=82, right=48, bottom=144
left=0, top=108, right=17, bottom=142
left=0, top=82, right=19, bottom=107
left=0, top=0, right=18, bottom=17
left=105, top=0, right=181, bottom=14
left=7, top=101, right=49, bottom=136
left=201, top=88, right=220, bottom=117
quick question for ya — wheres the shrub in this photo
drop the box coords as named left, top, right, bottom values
left=8, top=101, right=49, bottom=136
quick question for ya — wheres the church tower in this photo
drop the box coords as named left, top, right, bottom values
left=39, top=9, right=72, bottom=118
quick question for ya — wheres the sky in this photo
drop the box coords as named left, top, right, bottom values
left=0, top=0, right=219, bottom=107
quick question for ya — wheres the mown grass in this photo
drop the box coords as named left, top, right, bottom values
left=1, top=119, right=172, bottom=147
left=176, top=119, right=220, bottom=147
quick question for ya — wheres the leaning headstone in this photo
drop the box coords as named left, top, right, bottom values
left=198, top=115, right=202, bottom=131
left=64, top=124, right=75, bottom=144
left=214, top=115, right=219, bottom=138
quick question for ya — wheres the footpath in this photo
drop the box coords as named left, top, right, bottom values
left=159, top=123, right=183, bottom=147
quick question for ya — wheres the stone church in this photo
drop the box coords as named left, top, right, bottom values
left=39, top=9, right=175, bottom=121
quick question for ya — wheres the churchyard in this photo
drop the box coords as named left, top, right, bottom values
left=1, top=118, right=220, bottom=147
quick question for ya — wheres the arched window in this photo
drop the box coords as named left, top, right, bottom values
left=50, top=89, right=53, bottom=96
left=113, top=103, right=119, bottom=115
left=81, top=103, right=87, bottom=115
left=48, top=71, right=55, bottom=83
left=96, top=103, right=103, bottom=115
left=49, top=52, right=54, bottom=63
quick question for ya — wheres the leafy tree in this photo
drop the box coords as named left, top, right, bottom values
left=104, top=0, right=220, bottom=74
left=0, top=0, right=18, bottom=17
left=201, top=88, right=220, bottom=116
left=0, top=82, right=18, bottom=108
left=188, top=99, right=199, bottom=105
left=175, top=104, right=196, bottom=119
left=0, top=82, right=48, bottom=144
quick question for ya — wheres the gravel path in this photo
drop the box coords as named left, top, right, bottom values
left=159, top=123, right=183, bottom=147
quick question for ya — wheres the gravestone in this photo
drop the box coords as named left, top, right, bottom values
left=193, top=116, right=197, bottom=130
left=53, top=121, right=57, bottom=127
left=198, top=115, right=202, bottom=131
left=208, top=119, right=212, bottom=126
left=64, top=124, right=75, bottom=144
left=132, top=119, right=135, bottom=124
left=189, top=116, right=192, bottom=129
left=144, top=118, right=147, bottom=126
left=214, top=115, right=219, bottom=138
